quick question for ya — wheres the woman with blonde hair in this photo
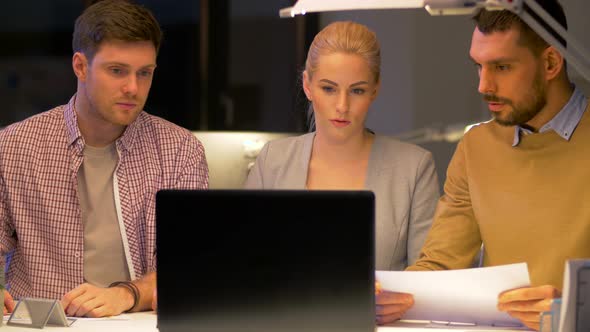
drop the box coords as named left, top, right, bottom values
left=245, top=21, right=439, bottom=271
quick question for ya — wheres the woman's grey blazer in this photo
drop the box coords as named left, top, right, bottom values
left=244, top=132, right=440, bottom=271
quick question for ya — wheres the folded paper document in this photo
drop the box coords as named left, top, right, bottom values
left=7, top=298, right=76, bottom=328
left=376, top=263, right=531, bottom=327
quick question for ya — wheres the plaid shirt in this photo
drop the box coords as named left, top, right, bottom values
left=0, top=95, right=208, bottom=299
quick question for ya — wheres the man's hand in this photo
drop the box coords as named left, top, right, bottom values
left=3, top=289, right=15, bottom=315
left=375, top=281, right=414, bottom=325
left=497, top=285, right=561, bottom=331
left=61, top=283, right=134, bottom=318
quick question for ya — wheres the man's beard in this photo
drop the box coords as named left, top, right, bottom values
left=484, top=72, right=547, bottom=127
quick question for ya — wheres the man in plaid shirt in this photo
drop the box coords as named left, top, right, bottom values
left=0, top=0, right=208, bottom=317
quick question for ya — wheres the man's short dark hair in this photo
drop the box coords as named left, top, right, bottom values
left=72, top=0, right=162, bottom=61
left=473, top=0, right=567, bottom=55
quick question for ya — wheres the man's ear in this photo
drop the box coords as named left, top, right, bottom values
left=543, top=46, right=564, bottom=81
left=302, top=71, right=312, bottom=101
left=72, top=52, right=89, bottom=81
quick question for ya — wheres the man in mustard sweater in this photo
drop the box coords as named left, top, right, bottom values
left=376, top=0, right=589, bottom=330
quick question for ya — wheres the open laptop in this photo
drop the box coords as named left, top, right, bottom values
left=156, top=189, right=375, bottom=332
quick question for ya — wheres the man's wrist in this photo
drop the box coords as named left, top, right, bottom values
left=109, top=281, right=139, bottom=312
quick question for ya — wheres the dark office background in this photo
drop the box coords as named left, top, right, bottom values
left=0, top=0, right=318, bottom=132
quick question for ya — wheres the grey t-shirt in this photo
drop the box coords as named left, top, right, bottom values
left=78, top=143, right=130, bottom=287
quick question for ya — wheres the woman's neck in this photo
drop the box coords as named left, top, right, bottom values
left=311, top=129, right=374, bottom=164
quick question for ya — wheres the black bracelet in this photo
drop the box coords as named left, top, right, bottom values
left=109, top=281, right=140, bottom=312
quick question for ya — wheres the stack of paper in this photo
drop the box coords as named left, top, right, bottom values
left=376, top=263, right=530, bottom=327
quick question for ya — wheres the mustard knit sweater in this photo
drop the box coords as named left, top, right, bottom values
left=409, top=104, right=590, bottom=289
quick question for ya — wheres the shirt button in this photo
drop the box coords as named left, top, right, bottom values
left=74, top=252, right=81, bottom=258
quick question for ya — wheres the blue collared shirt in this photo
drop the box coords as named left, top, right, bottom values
left=512, top=86, right=588, bottom=146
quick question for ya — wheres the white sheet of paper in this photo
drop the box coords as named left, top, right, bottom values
left=376, top=263, right=530, bottom=327
left=72, top=314, right=132, bottom=321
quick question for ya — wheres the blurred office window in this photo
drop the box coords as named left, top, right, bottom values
left=0, top=2, right=82, bottom=126
left=0, top=0, right=316, bottom=132
left=228, top=0, right=315, bottom=132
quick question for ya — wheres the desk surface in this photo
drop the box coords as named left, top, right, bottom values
left=2, top=312, right=158, bottom=332
left=1, top=313, right=528, bottom=331
left=382, top=321, right=528, bottom=331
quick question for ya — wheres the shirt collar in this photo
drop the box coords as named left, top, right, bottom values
left=512, top=86, right=587, bottom=146
left=64, top=95, right=83, bottom=148
left=64, top=93, right=142, bottom=153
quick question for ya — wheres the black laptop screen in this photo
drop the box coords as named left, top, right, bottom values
left=156, top=189, right=375, bottom=332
